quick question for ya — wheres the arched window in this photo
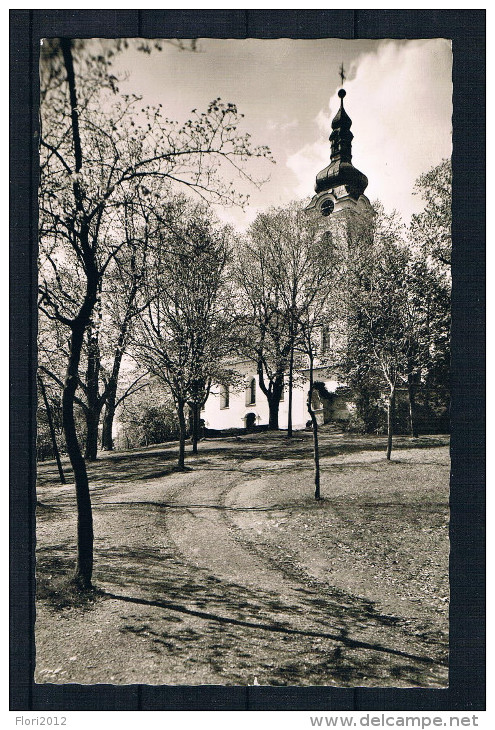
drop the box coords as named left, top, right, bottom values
left=246, top=377, right=256, bottom=406
left=220, top=384, right=229, bottom=409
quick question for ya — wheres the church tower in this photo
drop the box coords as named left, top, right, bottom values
left=306, top=85, right=372, bottom=224
left=304, top=78, right=374, bottom=400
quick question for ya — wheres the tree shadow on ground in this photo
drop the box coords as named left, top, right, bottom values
left=201, top=434, right=449, bottom=466
left=36, top=541, right=101, bottom=612
left=37, top=448, right=181, bottom=488
left=100, top=543, right=447, bottom=687
left=36, top=532, right=447, bottom=687
left=37, top=433, right=449, bottom=489
left=36, top=431, right=449, bottom=686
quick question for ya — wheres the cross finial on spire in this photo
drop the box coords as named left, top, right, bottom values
left=339, top=62, right=346, bottom=86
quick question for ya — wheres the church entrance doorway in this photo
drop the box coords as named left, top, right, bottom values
left=245, top=412, right=256, bottom=431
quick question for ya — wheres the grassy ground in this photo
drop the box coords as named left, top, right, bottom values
left=35, top=430, right=450, bottom=687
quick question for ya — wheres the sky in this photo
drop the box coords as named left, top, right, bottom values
left=115, top=38, right=452, bottom=231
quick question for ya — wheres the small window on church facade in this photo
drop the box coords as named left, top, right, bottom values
left=220, top=384, right=229, bottom=409
left=246, top=377, right=256, bottom=406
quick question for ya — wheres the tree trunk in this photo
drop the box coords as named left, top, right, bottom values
left=191, top=402, right=200, bottom=455
left=177, top=400, right=187, bottom=469
left=257, top=362, right=283, bottom=431
left=101, top=395, right=116, bottom=451
left=63, top=319, right=94, bottom=589
left=38, top=375, right=66, bottom=484
left=268, top=396, right=280, bottom=430
left=407, top=374, right=418, bottom=438
left=101, top=316, right=131, bottom=452
left=386, top=386, right=396, bottom=460
left=84, top=410, right=99, bottom=461
left=267, top=373, right=284, bottom=430
left=287, top=344, right=294, bottom=438
left=60, top=38, right=95, bottom=589
left=101, top=373, right=120, bottom=452
left=84, top=310, right=102, bottom=461
left=307, top=357, right=321, bottom=500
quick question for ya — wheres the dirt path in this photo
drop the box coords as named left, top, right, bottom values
left=35, top=434, right=449, bottom=687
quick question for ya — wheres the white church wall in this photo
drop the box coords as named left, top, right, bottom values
left=201, top=359, right=345, bottom=432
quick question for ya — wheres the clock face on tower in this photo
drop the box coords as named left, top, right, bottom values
left=320, top=199, right=334, bottom=217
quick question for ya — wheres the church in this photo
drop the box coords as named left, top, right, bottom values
left=202, top=84, right=372, bottom=433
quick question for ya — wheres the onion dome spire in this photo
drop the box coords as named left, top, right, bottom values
left=314, top=84, right=368, bottom=200
left=330, top=89, right=353, bottom=163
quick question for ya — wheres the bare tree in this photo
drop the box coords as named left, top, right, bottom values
left=410, top=159, right=452, bottom=269
left=236, top=204, right=338, bottom=432
left=37, top=374, right=66, bottom=484
left=38, top=38, right=271, bottom=588
left=237, top=202, right=341, bottom=496
left=96, top=192, right=152, bottom=453
left=407, top=160, right=452, bottom=435
left=346, top=206, right=415, bottom=459
left=296, top=262, right=340, bottom=500
left=132, top=198, right=233, bottom=469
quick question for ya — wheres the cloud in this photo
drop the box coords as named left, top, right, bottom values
left=266, top=117, right=300, bottom=135
left=213, top=203, right=261, bottom=233
left=286, top=141, right=327, bottom=199
left=287, top=39, right=452, bottom=221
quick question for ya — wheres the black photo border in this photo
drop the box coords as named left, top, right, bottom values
left=10, top=9, right=486, bottom=712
